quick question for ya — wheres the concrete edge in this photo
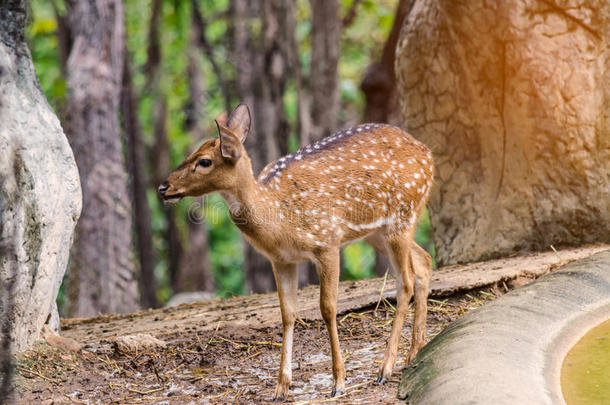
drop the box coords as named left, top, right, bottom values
left=543, top=300, right=610, bottom=404
left=398, top=251, right=610, bottom=404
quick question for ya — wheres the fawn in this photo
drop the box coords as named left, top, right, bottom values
left=159, top=104, right=433, bottom=399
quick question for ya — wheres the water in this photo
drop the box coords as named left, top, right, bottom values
left=561, top=318, right=610, bottom=405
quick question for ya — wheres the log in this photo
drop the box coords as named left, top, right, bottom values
left=60, top=245, right=609, bottom=344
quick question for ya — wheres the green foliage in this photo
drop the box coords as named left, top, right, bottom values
left=27, top=1, right=66, bottom=110
left=202, top=194, right=245, bottom=297
left=27, top=0, right=435, bottom=304
left=342, top=242, right=376, bottom=281
left=415, top=208, right=437, bottom=269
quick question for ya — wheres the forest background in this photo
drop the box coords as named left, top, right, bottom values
left=26, top=0, right=433, bottom=314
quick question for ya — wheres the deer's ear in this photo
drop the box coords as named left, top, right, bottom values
left=215, top=120, right=242, bottom=162
left=225, top=103, right=251, bottom=143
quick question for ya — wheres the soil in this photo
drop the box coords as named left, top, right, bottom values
left=12, top=245, right=609, bottom=404
left=14, top=287, right=501, bottom=405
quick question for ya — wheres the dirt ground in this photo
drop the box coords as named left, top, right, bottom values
left=14, top=288, right=501, bottom=405
left=13, top=245, right=609, bottom=404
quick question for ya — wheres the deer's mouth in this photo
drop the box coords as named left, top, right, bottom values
left=161, top=193, right=183, bottom=203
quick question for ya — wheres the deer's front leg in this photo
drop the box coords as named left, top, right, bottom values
left=316, top=249, right=345, bottom=397
left=271, top=262, right=298, bottom=401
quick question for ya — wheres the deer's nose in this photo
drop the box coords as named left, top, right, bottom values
left=158, top=182, right=169, bottom=195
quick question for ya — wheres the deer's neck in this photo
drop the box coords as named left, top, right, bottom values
left=221, top=178, right=257, bottom=216
left=219, top=171, right=273, bottom=237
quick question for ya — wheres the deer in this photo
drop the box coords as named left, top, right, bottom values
left=158, top=104, right=433, bottom=400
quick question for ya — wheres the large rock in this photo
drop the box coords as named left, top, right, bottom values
left=395, top=1, right=610, bottom=265
left=0, top=1, right=81, bottom=352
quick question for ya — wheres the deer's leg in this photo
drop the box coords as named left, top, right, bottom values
left=407, top=243, right=432, bottom=363
left=315, top=249, right=345, bottom=397
left=377, top=232, right=415, bottom=384
left=271, top=262, right=299, bottom=401
left=365, top=231, right=389, bottom=262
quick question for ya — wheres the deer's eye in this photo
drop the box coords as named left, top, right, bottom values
left=198, top=159, right=212, bottom=168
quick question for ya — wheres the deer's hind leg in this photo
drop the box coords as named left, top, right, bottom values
left=375, top=230, right=416, bottom=383
left=407, top=243, right=432, bottom=363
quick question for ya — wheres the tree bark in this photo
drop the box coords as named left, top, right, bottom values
left=395, top=0, right=610, bottom=265
left=293, top=0, right=342, bottom=287
left=308, top=0, right=340, bottom=143
left=143, top=0, right=162, bottom=88
left=174, top=10, right=215, bottom=294
left=149, top=96, right=185, bottom=293
left=64, top=0, right=139, bottom=316
left=361, top=0, right=414, bottom=125
left=142, top=0, right=188, bottom=296
left=230, top=0, right=297, bottom=293
left=374, top=254, right=392, bottom=277
left=121, top=56, right=158, bottom=309
left=190, top=0, right=231, bottom=113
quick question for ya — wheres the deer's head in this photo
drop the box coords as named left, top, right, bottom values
left=158, top=104, right=251, bottom=203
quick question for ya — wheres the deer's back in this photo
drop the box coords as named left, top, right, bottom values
left=258, top=124, right=433, bottom=247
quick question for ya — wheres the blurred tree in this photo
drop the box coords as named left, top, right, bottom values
left=297, top=0, right=343, bottom=284
left=64, top=0, right=139, bottom=316
left=174, top=2, right=215, bottom=294
left=145, top=0, right=187, bottom=296
left=150, top=96, right=186, bottom=292
left=308, top=0, right=340, bottom=143
left=361, top=0, right=413, bottom=124
left=121, top=55, right=159, bottom=309
left=190, top=0, right=231, bottom=112
left=26, top=0, right=435, bottom=304
left=360, top=0, right=415, bottom=276
left=229, top=0, right=298, bottom=293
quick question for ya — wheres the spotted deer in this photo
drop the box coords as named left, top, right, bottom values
left=159, top=104, right=433, bottom=399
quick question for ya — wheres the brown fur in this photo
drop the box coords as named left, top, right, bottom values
left=160, top=104, right=433, bottom=399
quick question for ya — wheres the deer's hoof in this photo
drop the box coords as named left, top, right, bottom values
left=331, top=388, right=345, bottom=397
left=406, top=351, right=418, bottom=365
left=376, top=374, right=388, bottom=385
left=273, top=383, right=289, bottom=402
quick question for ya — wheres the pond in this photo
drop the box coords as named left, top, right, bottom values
left=561, top=318, right=610, bottom=405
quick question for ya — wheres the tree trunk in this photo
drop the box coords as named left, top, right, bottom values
left=395, top=0, right=610, bottom=265
left=308, top=0, right=340, bottom=143
left=190, top=0, right=231, bottom=112
left=149, top=97, right=185, bottom=293
left=143, top=0, right=162, bottom=88
left=174, top=12, right=215, bottom=294
left=121, top=56, right=158, bottom=309
left=142, top=0, right=188, bottom=297
left=65, top=0, right=139, bottom=316
left=230, top=0, right=297, bottom=293
left=361, top=0, right=414, bottom=125
left=177, top=211, right=214, bottom=292
left=374, top=254, right=392, bottom=277
left=0, top=0, right=81, bottom=355
left=293, top=0, right=342, bottom=287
